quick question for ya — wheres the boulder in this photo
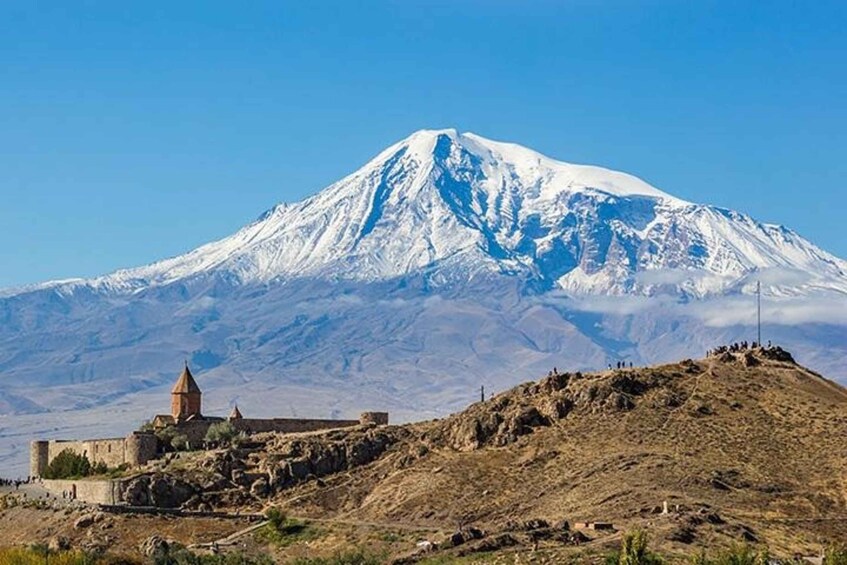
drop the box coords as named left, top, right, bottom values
left=149, top=475, right=195, bottom=508
left=230, top=469, right=249, bottom=487
left=122, top=477, right=150, bottom=506
left=521, top=519, right=550, bottom=531
left=48, top=536, right=71, bottom=551
left=73, top=514, right=95, bottom=529
left=250, top=477, right=269, bottom=498
left=139, top=535, right=169, bottom=558
left=287, top=457, right=312, bottom=481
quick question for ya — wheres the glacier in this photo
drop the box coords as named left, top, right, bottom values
left=0, top=128, right=845, bottom=476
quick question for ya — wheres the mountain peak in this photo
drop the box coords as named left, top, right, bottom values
left=383, top=129, right=688, bottom=205
left=5, top=130, right=845, bottom=298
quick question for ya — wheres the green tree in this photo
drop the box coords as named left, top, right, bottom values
left=171, top=433, right=190, bottom=451
left=137, top=420, right=155, bottom=432
left=42, top=449, right=92, bottom=479
left=204, top=421, right=238, bottom=446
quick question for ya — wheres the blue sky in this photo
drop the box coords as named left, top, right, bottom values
left=1, top=1, right=845, bottom=287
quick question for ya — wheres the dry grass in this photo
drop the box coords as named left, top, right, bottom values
left=270, top=353, right=847, bottom=559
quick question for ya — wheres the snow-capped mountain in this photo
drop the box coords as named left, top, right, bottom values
left=0, top=129, right=845, bottom=475
left=12, top=129, right=845, bottom=299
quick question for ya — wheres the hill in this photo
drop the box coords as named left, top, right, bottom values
left=20, top=345, right=830, bottom=562
left=2, top=346, right=846, bottom=561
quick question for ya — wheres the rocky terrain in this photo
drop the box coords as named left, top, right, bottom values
left=3, top=346, right=843, bottom=562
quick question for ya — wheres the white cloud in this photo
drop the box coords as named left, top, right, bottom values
left=541, top=290, right=847, bottom=327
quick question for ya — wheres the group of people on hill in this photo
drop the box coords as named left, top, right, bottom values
left=0, top=476, right=34, bottom=490
left=608, top=361, right=634, bottom=370
left=707, top=339, right=772, bottom=357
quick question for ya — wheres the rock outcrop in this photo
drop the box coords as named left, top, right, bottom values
left=121, top=474, right=196, bottom=508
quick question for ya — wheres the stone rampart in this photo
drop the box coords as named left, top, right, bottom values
left=233, top=418, right=361, bottom=435
left=32, top=433, right=159, bottom=477
left=46, top=437, right=128, bottom=469
left=42, top=478, right=122, bottom=505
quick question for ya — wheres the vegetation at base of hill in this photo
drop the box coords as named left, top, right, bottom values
left=0, top=547, right=89, bottom=565
left=825, top=545, right=847, bottom=565
left=605, top=530, right=664, bottom=565
left=150, top=546, right=273, bottom=565
left=605, top=533, right=784, bottom=565
left=257, top=507, right=321, bottom=547
left=690, top=544, right=771, bottom=564
left=0, top=546, right=142, bottom=565
left=0, top=545, right=276, bottom=565
left=204, top=421, right=240, bottom=446
left=288, top=550, right=384, bottom=565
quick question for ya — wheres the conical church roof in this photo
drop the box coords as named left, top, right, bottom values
left=171, top=363, right=201, bottom=394
left=229, top=405, right=243, bottom=419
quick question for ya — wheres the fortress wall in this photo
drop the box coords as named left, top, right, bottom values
left=45, top=438, right=128, bottom=471
left=173, top=420, right=216, bottom=445
left=85, top=438, right=128, bottom=468
left=233, top=418, right=360, bottom=435
left=126, top=433, right=159, bottom=467
left=42, top=478, right=122, bottom=505
left=30, top=441, right=49, bottom=477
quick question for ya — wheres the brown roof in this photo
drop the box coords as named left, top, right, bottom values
left=171, top=364, right=201, bottom=394
left=152, top=414, right=175, bottom=426
left=229, top=405, right=243, bottom=419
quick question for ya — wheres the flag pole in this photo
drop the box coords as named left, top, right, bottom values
left=757, top=280, right=762, bottom=346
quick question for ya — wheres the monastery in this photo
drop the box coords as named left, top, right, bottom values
left=30, top=364, right=388, bottom=477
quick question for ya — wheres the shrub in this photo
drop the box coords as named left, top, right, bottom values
left=42, top=449, right=92, bottom=479
left=137, top=420, right=155, bottom=432
left=155, top=425, right=177, bottom=448
left=205, top=421, right=239, bottom=446
left=259, top=507, right=318, bottom=547
left=606, top=530, right=663, bottom=565
left=288, top=550, right=383, bottom=565
left=0, top=546, right=101, bottom=565
left=825, top=545, right=847, bottom=565
left=171, top=433, right=190, bottom=451
left=265, top=507, right=286, bottom=531
left=150, top=543, right=273, bottom=565
left=691, top=544, right=770, bottom=565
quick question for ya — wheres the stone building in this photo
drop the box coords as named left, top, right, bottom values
left=30, top=364, right=388, bottom=477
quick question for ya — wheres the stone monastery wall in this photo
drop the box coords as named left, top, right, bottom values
left=30, top=361, right=390, bottom=477
left=30, top=433, right=159, bottom=477
left=42, top=478, right=122, bottom=505
left=234, top=417, right=361, bottom=435
left=46, top=438, right=128, bottom=468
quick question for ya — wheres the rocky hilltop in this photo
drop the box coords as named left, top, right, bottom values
left=9, top=346, right=836, bottom=561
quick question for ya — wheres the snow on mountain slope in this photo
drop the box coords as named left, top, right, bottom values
left=7, top=129, right=844, bottom=300
left=0, top=129, right=845, bottom=476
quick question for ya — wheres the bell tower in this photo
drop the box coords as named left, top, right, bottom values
left=171, top=362, right=202, bottom=421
